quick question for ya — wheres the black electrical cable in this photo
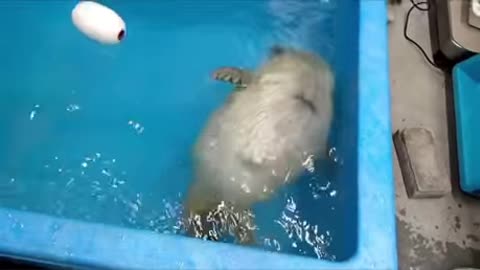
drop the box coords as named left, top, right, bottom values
left=403, top=0, right=440, bottom=69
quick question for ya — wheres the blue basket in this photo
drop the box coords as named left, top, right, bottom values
left=453, top=54, right=480, bottom=195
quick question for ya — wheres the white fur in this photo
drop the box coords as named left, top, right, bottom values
left=186, top=48, right=334, bottom=218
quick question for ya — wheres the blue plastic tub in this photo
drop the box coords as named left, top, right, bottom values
left=453, top=54, right=480, bottom=195
left=0, top=0, right=396, bottom=269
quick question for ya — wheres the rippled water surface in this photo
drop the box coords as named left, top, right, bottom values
left=0, top=0, right=355, bottom=261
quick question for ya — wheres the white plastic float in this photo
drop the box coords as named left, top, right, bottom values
left=72, top=1, right=126, bottom=44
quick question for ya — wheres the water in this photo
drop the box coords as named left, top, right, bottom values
left=0, top=0, right=355, bottom=261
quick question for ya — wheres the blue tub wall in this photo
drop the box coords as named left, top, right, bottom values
left=331, top=0, right=360, bottom=260
left=0, top=0, right=396, bottom=269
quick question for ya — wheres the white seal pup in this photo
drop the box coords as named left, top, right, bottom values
left=185, top=46, right=334, bottom=244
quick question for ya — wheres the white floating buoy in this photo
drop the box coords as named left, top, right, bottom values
left=72, top=1, right=126, bottom=45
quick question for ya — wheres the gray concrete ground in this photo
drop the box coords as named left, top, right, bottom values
left=389, top=2, right=480, bottom=270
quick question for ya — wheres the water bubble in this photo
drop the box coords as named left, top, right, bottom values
left=240, top=183, right=251, bottom=193
left=29, top=104, right=40, bottom=120
left=135, top=193, right=142, bottom=207
left=275, top=195, right=335, bottom=260
left=111, top=178, right=118, bottom=188
left=328, top=147, right=343, bottom=164
left=320, top=181, right=330, bottom=191
left=66, top=104, right=81, bottom=112
left=81, top=162, right=88, bottom=168
left=91, top=180, right=100, bottom=187
left=328, top=147, right=337, bottom=160
left=11, top=219, right=24, bottom=230
left=264, top=238, right=271, bottom=246
left=305, top=230, right=314, bottom=246
left=272, top=239, right=281, bottom=251
left=66, top=177, right=75, bottom=187
left=284, top=170, right=292, bottom=183
left=302, top=155, right=315, bottom=173
left=9, top=178, right=15, bottom=183
left=329, top=190, right=337, bottom=197
left=29, top=111, right=37, bottom=120
left=101, top=169, right=111, bottom=177
left=309, top=180, right=332, bottom=199
left=128, top=120, right=145, bottom=134
left=286, top=197, right=297, bottom=213
left=128, top=201, right=139, bottom=212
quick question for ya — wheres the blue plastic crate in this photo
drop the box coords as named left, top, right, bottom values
left=453, top=54, right=480, bottom=195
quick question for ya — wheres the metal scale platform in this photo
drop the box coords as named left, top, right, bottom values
left=429, top=0, right=480, bottom=67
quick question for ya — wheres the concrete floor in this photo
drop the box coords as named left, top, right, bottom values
left=389, top=2, right=480, bottom=270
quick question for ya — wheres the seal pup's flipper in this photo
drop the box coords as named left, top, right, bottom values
left=212, top=67, right=253, bottom=89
